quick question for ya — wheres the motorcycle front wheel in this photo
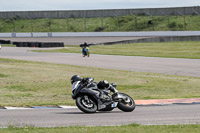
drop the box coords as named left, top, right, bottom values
left=117, top=93, right=136, bottom=112
left=76, top=95, right=97, bottom=113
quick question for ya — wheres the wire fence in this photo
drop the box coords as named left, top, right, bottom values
left=0, top=14, right=200, bottom=32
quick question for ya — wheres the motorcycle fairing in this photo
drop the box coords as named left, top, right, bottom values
left=79, top=87, right=113, bottom=110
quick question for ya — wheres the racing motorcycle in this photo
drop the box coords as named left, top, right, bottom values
left=71, top=77, right=136, bottom=113
left=82, top=47, right=89, bottom=57
left=80, top=43, right=90, bottom=57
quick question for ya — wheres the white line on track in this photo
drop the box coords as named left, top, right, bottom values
left=4, top=107, right=33, bottom=110
left=58, top=106, right=77, bottom=109
left=2, top=106, right=77, bottom=110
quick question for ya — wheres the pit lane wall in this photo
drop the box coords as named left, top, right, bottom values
left=0, top=6, right=199, bottom=19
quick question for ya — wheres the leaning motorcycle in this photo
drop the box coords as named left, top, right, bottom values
left=82, top=50, right=89, bottom=57
left=71, top=78, right=135, bottom=113
left=82, top=47, right=89, bottom=57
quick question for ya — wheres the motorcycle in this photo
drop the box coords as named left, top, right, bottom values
left=82, top=47, right=89, bottom=57
left=80, top=43, right=90, bottom=57
left=71, top=78, right=136, bottom=113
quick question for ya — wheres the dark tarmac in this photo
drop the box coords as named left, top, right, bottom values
left=0, top=105, right=200, bottom=127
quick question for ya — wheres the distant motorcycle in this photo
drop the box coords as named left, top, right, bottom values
left=80, top=42, right=90, bottom=57
left=71, top=76, right=136, bottom=113
left=82, top=47, right=89, bottom=57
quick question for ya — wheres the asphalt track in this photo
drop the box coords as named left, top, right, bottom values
left=0, top=47, right=200, bottom=77
left=0, top=105, right=200, bottom=127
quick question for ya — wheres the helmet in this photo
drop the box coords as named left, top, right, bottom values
left=71, top=75, right=81, bottom=84
left=97, top=80, right=109, bottom=89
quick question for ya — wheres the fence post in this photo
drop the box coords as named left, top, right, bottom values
left=31, top=19, right=33, bottom=33
left=48, top=19, right=51, bottom=32
left=168, top=16, right=170, bottom=30
left=152, top=16, right=154, bottom=31
left=184, top=15, right=186, bottom=30
left=117, top=17, right=120, bottom=30
left=183, top=7, right=186, bottom=30
left=66, top=18, right=69, bottom=31
left=13, top=19, right=16, bottom=32
left=135, top=16, right=137, bottom=31
left=101, top=17, right=104, bottom=29
left=84, top=18, right=86, bottom=32
left=31, top=19, right=33, bottom=37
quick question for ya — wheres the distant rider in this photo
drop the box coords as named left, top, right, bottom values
left=80, top=42, right=89, bottom=57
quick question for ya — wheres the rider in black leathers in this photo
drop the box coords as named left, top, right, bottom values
left=71, top=75, right=118, bottom=101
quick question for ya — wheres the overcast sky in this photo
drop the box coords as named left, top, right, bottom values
left=0, top=0, right=200, bottom=11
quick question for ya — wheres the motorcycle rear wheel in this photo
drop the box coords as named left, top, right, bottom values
left=117, top=93, right=135, bottom=112
left=76, top=95, right=97, bottom=113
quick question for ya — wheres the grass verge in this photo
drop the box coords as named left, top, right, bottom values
left=0, top=58, right=200, bottom=107
left=33, top=41, right=200, bottom=59
left=1, top=44, right=16, bottom=47
left=0, top=124, right=200, bottom=133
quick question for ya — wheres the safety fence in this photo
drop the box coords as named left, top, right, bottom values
left=0, top=6, right=199, bottom=19
left=0, top=14, right=200, bottom=32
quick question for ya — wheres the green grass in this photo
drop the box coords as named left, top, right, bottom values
left=1, top=44, right=16, bottom=47
left=0, top=15, right=200, bottom=32
left=0, top=58, right=200, bottom=107
left=33, top=41, right=200, bottom=59
left=1, top=124, right=200, bottom=133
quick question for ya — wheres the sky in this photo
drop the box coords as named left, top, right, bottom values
left=0, top=0, right=199, bottom=11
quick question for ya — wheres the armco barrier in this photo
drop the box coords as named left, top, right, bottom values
left=98, top=35, right=200, bottom=45
left=1, top=31, right=200, bottom=38
left=39, top=42, right=64, bottom=48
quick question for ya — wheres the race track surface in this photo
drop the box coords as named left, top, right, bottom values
left=0, top=47, right=200, bottom=77
left=0, top=105, right=200, bottom=127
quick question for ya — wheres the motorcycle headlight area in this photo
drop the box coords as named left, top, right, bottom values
left=72, top=81, right=80, bottom=91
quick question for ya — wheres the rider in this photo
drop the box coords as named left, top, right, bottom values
left=70, top=75, right=118, bottom=98
left=71, top=75, right=82, bottom=85
left=80, top=42, right=89, bottom=57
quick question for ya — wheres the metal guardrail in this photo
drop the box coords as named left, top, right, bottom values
left=1, top=31, right=200, bottom=38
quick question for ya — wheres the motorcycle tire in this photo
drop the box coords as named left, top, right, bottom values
left=76, top=95, right=97, bottom=113
left=117, top=93, right=136, bottom=112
